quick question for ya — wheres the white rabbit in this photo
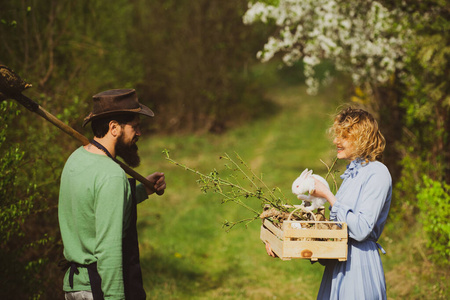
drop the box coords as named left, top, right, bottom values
left=291, top=168, right=330, bottom=211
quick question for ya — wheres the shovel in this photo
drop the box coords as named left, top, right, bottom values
left=0, top=65, right=163, bottom=195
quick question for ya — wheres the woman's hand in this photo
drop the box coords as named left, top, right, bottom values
left=310, top=178, right=336, bottom=206
left=265, top=242, right=278, bottom=258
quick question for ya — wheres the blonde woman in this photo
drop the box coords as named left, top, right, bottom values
left=312, top=107, right=392, bottom=299
left=266, top=107, right=392, bottom=299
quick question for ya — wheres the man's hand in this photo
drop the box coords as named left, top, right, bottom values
left=145, top=172, right=166, bottom=196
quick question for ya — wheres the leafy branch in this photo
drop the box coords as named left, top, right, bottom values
left=163, top=149, right=337, bottom=231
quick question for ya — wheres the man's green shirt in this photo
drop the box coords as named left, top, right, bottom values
left=58, top=146, right=147, bottom=299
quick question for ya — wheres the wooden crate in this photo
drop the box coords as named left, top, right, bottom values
left=260, top=218, right=348, bottom=261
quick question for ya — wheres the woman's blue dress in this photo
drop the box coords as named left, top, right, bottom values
left=317, top=159, right=392, bottom=300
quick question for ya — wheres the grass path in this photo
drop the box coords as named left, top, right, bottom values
left=135, top=81, right=347, bottom=299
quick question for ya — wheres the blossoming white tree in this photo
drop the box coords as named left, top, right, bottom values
left=243, top=0, right=410, bottom=94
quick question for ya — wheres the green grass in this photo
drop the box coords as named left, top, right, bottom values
left=133, top=78, right=449, bottom=299
left=133, top=80, right=344, bottom=299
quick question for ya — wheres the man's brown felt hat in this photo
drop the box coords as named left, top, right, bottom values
left=82, top=89, right=154, bottom=127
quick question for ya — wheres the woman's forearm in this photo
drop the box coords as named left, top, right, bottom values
left=324, top=189, right=337, bottom=206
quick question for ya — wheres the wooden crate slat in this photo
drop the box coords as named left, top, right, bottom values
left=262, top=219, right=284, bottom=239
left=282, top=240, right=347, bottom=260
left=283, top=222, right=348, bottom=239
left=260, top=225, right=292, bottom=261
left=283, top=229, right=347, bottom=239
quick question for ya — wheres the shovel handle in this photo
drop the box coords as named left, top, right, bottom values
left=12, top=93, right=89, bottom=145
left=114, top=159, right=165, bottom=196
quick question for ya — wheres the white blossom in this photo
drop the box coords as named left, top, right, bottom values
left=243, top=0, right=411, bottom=94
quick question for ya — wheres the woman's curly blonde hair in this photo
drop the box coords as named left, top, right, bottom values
left=331, top=107, right=386, bottom=162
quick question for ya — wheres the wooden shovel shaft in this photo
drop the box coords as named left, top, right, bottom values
left=12, top=92, right=89, bottom=145
left=36, top=107, right=90, bottom=145
left=15, top=93, right=159, bottom=194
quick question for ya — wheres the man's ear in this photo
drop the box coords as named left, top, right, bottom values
left=109, top=120, right=122, bottom=138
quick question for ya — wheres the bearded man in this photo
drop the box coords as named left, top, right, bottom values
left=58, top=89, right=166, bottom=300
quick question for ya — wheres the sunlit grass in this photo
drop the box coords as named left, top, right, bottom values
left=133, top=79, right=344, bottom=299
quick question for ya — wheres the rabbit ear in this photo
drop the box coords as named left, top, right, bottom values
left=300, top=168, right=309, bottom=179
left=306, top=170, right=313, bottom=177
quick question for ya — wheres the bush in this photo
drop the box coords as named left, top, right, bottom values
left=417, top=175, right=450, bottom=265
left=0, top=102, right=42, bottom=299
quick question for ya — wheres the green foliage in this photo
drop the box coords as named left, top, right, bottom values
left=0, top=0, right=144, bottom=129
left=390, top=0, right=450, bottom=227
left=251, top=0, right=280, bottom=5
left=0, top=102, right=30, bottom=244
left=417, top=176, right=450, bottom=265
left=132, top=0, right=271, bottom=133
left=353, top=1, right=450, bottom=232
left=0, top=102, right=49, bottom=299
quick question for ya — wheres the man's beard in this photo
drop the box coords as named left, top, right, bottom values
left=115, top=134, right=141, bottom=168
